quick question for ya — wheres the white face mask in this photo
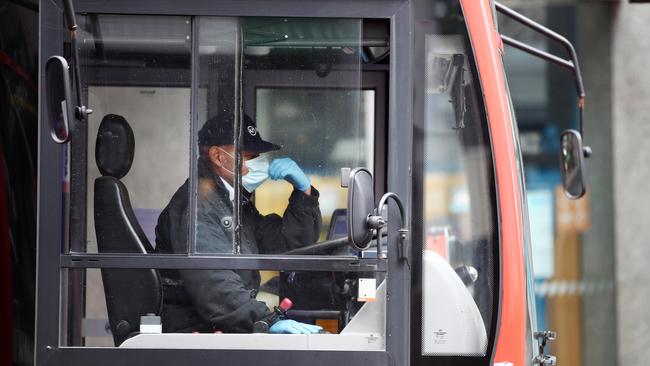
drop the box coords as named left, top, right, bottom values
left=218, top=148, right=270, bottom=193
left=242, top=155, right=270, bottom=192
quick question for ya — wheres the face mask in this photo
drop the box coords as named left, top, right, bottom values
left=218, top=148, right=270, bottom=192
left=242, top=155, right=269, bottom=192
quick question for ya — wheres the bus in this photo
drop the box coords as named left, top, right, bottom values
left=34, top=0, right=588, bottom=365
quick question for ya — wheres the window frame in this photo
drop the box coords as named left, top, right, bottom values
left=243, top=69, right=388, bottom=203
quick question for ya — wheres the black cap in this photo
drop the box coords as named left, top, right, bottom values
left=198, top=113, right=281, bottom=153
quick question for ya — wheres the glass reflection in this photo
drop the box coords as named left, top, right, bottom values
left=70, top=268, right=385, bottom=349
left=420, top=30, right=496, bottom=357
left=153, top=16, right=369, bottom=341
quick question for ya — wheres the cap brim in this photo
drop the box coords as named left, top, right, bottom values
left=245, top=140, right=282, bottom=154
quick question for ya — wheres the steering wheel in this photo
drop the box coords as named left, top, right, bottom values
left=281, top=232, right=390, bottom=255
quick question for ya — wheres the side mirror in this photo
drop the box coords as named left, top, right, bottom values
left=347, top=168, right=375, bottom=250
left=45, top=56, right=74, bottom=144
left=560, top=129, right=586, bottom=199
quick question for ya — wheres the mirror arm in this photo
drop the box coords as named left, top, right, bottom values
left=63, top=0, right=93, bottom=122
left=496, top=2, right=585, bottom=105
left=368, top=192, right=409, bottom=261
left=500, top=35, right=574, bottom=71
left=496, top=2, right=590, bottom=156
left=70, top=31, right=83, bottom=114
left=578, top=105, right=591, bottom=158
left=64, top=0, right=77, bottom=32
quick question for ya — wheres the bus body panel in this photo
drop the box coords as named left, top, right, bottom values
left=460, top=1, right=527, bottom=365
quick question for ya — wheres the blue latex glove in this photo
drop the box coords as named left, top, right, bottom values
left=269, top=319, right=323, bottom=334
left=268, top=158, right=311, bottom=192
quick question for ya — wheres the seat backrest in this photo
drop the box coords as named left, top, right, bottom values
left=327, top=208, right=348, bottom=240
left=93, top=114, right=162, bottom=346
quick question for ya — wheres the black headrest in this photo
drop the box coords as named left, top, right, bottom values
left=95, top=114, right=135, bottom=179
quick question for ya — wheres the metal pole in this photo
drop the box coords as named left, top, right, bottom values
left=233, top=20, right=243, bottom=254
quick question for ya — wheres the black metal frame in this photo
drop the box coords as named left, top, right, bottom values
left=61, top=254, right=387, bottom=271
left=36, top=0, right=412, bottom=365
left=189, top=17, right=200, bottom=255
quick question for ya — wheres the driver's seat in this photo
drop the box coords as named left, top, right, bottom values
left=93, top=114, right=162, bottom=346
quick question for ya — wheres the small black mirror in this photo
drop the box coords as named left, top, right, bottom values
left=560, top=129, right=586, bottom=199
left=45, top=56, right=74, bottom=144
left=347, top=168, right=374, bottom=250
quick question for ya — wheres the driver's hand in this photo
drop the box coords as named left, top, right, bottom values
left=269, top=319, right=322, bottom=334
left=268, top=158, right=311, bottom=192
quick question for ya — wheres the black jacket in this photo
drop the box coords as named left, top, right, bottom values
left=155, top=175, right=322, bottom=333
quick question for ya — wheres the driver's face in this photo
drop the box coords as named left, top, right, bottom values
left=212, top=145, right=259, bottom=179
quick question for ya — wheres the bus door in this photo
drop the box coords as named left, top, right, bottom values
left=411, top=1, right=502, bottom=366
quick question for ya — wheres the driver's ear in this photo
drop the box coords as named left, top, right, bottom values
left=208, top=146, right=222, bottom=167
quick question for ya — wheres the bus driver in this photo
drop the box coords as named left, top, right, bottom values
left=155, top=113, right=323, bottom=335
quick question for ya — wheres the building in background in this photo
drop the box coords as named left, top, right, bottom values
left=500, top=1, right=650, bottom=366
left=498, top=3, right=599, bottom=366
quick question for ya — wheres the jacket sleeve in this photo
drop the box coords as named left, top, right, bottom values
left=176, top=203, right=272, bottom=333
left=176, top=268, right=271, bottom=333
left=155, top=181, right=189, bottom=255
left=254, top=186, right=322, bottom=254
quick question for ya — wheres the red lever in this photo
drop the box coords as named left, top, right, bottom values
left=279, top=298, right=293, bottom=312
